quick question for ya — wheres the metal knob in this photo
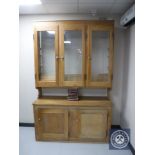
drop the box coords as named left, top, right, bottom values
left=59, top=57, right=64, bottom=60
left=88, top=57, right=92, bottom=60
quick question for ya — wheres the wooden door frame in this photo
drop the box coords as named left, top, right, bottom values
left=69, top=109, right=108, bottom=142
left=79, top=109, right=108, bottom=141
left=33, top=22, right=59, bottom=87
left=59, top=23, right=86, bottom=87
left=86, top=24, right=114, bottom=88
left=35, top=107, right=68, bottom=140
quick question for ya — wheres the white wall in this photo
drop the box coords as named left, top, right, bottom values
left=120, top=24, right=135, bottom=148
left=19, top=14, right=125, bottom=125
left=111, top=27, right=125, bottom=125
left=19, top=16, right=38, bottom=123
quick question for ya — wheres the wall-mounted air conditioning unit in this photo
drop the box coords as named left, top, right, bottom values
left=120, top=4, right=135, bottom=27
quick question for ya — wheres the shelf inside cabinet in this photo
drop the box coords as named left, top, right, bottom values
left=40, top=75, right=56, bottom=81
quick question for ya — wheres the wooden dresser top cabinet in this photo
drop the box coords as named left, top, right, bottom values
left=33, top=20, right=114, bottom=88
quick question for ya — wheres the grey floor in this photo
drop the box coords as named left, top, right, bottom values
left=19, top=127, right=132, bottom=155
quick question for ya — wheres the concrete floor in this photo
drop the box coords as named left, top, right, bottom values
left=19, top=127, right=132, bottom=155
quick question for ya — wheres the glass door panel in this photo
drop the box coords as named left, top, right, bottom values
left=38, top=31, right=56, bottom=81
left=59, top=24, right=85, bottom=87
left=64, top=30, right=82, bottom=81
left=91, top=31, right=109, bottom=82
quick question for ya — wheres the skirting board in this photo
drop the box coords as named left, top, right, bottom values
left=19, top=122, right=34, bottom=127
left=19, top=123, right=120, bottom=128
left=19, top=123, right=134, bottom=155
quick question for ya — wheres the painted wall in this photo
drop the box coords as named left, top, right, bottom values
left=120, top=24, right=135, bottom=148
left=19, top=14, right=125, bottom=125
left=111, top=27, right=125, bottom=125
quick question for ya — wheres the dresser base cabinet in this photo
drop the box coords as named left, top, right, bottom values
left=33, top=99, right=112, bottom=142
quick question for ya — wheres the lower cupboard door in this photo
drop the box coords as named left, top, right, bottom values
left=69, top=109, right=108, bottom=142
left=36, top=108, right=68, bottom=140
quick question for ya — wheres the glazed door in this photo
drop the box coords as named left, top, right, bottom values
left=59, top=24, right=85, bottom=87
left=35, top=108, right=68, bottom=140
left=34, top=23, right=59, bottom=87
left=69, top=109, right=108, bottom=142
left=87, top=24, right=114, bottom=87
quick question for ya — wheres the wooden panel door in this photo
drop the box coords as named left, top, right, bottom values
left=34, top=108, right=68, bottom=140
left=59, top=23, right=86, bottom=87
left=33, top=22, right=59, bottom=87
left=86, top=24, right=114, bottom=88
left=69, top=109, right=108, bottom=142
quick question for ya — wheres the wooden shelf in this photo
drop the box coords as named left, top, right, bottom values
left=40, top=75, right=56, bottom=81
left=33, top=98, right=112, bottom=107
left=91, top=74, right=108, bottom=82
left=64, top=74, right=82, bottom=81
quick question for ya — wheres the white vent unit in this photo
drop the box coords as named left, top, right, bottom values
left=120, top=4, right=135, bottom=27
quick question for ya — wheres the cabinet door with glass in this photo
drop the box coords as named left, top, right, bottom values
left=86, top=24, right=114, bottom=88
left=59, top=23, right=85, bottom=87
left=34, top=22, right=59, bottom=87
